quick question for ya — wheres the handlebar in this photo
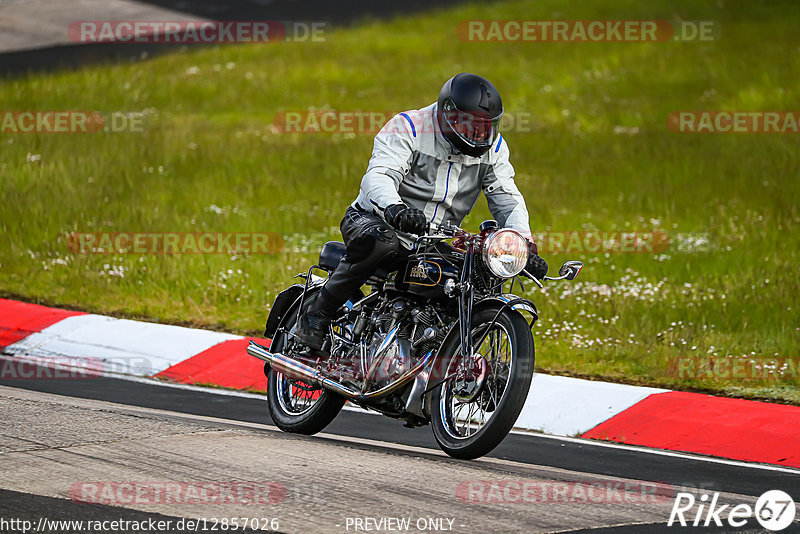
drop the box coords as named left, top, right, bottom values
left=402, top=222, right=583, bottom=285
left=398, top=221, right=466, bottom=241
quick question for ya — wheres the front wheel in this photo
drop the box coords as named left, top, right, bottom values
left=266, top=307, right=345, bottom=435
left=431, top=307, right=534, bottom=459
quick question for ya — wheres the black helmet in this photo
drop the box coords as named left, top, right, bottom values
left=437, top=72, right=504, bottom=157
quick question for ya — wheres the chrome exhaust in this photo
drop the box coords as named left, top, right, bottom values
left=246, top=340, right=434, bottom=401
left=247, top=341, right=360, bottom=398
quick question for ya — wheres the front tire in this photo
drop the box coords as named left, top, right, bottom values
left=431, top=307, right=534, bottom=459
left=266, top=305, right=345, bottom=435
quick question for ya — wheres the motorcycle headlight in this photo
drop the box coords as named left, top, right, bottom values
left=481, top=229, right=529, bottom=279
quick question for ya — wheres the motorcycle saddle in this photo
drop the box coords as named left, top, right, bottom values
left=318, top=240, right=394, bottom=280
left=319, top=241, right=347, bottom=271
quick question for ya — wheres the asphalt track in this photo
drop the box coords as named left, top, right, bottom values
left=1, top=365, right=799, bottom=533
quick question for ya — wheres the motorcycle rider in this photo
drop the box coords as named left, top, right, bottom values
left=295, top=72, right=548, bottom=351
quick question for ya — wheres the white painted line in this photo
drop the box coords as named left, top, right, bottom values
left=124, top=373, right=271, bottom=400
left=119, top=374, right=383, bottom=414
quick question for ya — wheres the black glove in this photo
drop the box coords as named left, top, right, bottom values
left=525, top=241, right=548, bottom=279
left=526, top=254, right=548, bottom=280
left=384, top=203, right=428, bottom=234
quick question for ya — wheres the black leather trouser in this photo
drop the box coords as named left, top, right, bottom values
left=313, top=206, right=410, bottom=314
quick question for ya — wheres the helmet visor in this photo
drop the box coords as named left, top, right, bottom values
left=442, top=99, right=502, bottom=148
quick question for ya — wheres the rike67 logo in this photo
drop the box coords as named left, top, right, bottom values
left=668, top=490, right=796, bottom=531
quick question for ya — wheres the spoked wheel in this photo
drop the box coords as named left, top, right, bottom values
left=432, top=306, right=534, bottom=459
left=266, top=308, right=345, bottom=435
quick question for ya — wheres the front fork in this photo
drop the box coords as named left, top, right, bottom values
left=454, top=247, right=537, bottom=383
left=457, top=247, right=476, bottom=380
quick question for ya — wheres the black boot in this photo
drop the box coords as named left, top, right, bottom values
left=294, top=289, right=340, bottom=351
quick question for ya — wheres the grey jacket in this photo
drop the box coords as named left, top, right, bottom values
left=352, top=103, right=531, bottom=243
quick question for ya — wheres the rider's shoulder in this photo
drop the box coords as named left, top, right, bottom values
left=385, top=104, right=436, bottom=139
left=486, top=133, right=511, bottom=165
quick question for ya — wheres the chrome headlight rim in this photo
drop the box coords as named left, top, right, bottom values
left=481, top=228, right=530, bottom=279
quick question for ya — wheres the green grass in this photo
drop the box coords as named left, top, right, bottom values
left=1, top=0, right=798, bottom=403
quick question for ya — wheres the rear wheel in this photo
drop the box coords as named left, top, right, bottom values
left=431, top=307, right=534, bottom=459
left=266, top=307, right=345, bottom=435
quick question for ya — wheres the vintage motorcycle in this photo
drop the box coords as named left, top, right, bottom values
left=247, top=219, right=582, bottom=459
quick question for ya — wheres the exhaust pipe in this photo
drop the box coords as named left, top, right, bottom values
left=247, top=341, right=360, bottom=398
left=247, top=340, right=435, bottom=402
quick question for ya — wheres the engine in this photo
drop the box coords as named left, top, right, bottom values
left=327, top=296, right=447, bottom=392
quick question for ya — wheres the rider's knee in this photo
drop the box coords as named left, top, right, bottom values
left=346, top=222, right=399, bottom=265
left=366, top=225, right=400, bottom=263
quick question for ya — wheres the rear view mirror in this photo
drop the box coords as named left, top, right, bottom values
left=558, top=260, right=583, bottom=280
